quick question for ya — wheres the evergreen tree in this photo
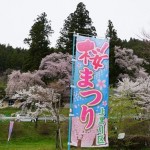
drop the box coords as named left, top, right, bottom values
left=24, top=12, right=53, bottom=71
left=56, top=2, right=97, bottom=54
left=107, top=20, right=122, bottom=85
left=0, top=44, right=27, bottom=72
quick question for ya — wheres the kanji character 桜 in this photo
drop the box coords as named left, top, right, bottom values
left=90, top=42, right=109, bottom=70
left=90, top=54, right=108, bottom=70
left=95, top=42, right=109, bottom=54
left=77, top=67, right=94, bottom=88
left=77, top=39, right=95, bottom=65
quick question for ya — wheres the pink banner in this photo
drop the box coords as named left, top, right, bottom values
left=8, top=121, right=14, bottom=141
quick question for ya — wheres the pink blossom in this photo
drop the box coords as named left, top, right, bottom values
left=102, top=101, right=107, bottom=106
left=96, top=80, right=106, bottom=90
left=71, top=115, right=99, bottom=147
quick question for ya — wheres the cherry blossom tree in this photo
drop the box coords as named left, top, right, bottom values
left=6, top=52, right=72, bottom=102
left=12, top=85, right=61, bottom=118
left=39, top=52, right=71, bottom=83
left=115, top=77, right=150, bottom=115
left=37, top=52, right=72, bottom=101
left=5, top=52, right=71, bottom=150
left=114, top=47, right=150, bottom=119
left=12, top=85, right=62, bottom=148
left=5, top=70, right=45, bottom=97
left=114, top=47, right=149, bottom=80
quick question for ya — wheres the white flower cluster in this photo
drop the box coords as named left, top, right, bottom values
left=5, top=70, right=45, bottom=97
left=115, top=77, right=150, bottom=113
left=114, top=47, right=149, bottom=80
left=12, top=85, right=61, bottom=118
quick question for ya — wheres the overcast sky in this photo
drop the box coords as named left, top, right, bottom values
left=0, top=0, right=150, bottom=48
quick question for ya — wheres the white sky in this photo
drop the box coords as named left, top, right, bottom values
left=0, top=0, right=150, bottom=48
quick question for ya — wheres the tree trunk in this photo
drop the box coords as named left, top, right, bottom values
left=77, top=139, right=81, bottom=148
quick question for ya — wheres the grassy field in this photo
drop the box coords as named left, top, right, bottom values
left=0, top=120, right=111, bottom=150
left=0, top=107, right=111, bottom=150
left=0, top=107, right=149, bottom=150
left=0, top=141, right=55, bottom=150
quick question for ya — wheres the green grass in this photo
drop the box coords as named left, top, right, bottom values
left=59, top=107, right=69, bottom=116
left=0, top=141, right=55, bottom=150
left=0, top=107, right=19, bottom=116
left=0, top=141, right=111, bottom=150
left=0, top=107, right=149, bottom=149
left=0, top=107, right=111, bottom=150
left=0, top=121, right=64, bottom=150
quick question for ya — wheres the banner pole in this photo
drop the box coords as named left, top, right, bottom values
left=67, top=32, right=76, bottom=150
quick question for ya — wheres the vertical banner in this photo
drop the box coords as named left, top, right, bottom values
left=70, top=35, right=109, bottom=147
left=8, top=121, right=14, bottom=142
